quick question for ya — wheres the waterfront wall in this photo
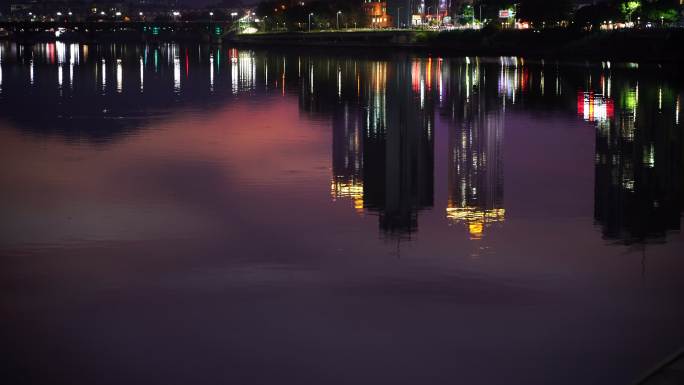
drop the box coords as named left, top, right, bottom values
left=230, top=29, right=684, bottom=62
left=2, top=21, right=682, bottom=62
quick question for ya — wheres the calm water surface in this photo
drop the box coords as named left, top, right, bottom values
left=1, top=42, right=683, bottom=385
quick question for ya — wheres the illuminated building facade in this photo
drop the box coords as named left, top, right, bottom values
left=362, top=0, right=391, bottom=28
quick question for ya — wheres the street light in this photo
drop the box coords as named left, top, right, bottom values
left=337, top=11, right=342, bottom=30
left=309, top=12, right=313, bottom=32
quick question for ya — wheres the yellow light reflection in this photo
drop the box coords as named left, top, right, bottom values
left=331, top=180, right=364, bottom=214
left=446, top=206, right=505, bottom=240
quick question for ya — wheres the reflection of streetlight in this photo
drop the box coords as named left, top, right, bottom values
left=336, top=11, right=342, bottom=30
left=308, top=12, right=313, bottom=32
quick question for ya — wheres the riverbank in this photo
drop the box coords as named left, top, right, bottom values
left=2, top=23, right=682, bottom=62
left=230, top=28, right=684, bottom=63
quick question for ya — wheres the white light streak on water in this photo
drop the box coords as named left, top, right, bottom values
left=116, top=59, right=123, bottom=93
left=209, top=54, right=214, bottom=92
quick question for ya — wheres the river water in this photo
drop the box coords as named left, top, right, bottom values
left=0, top=42, right=683, bottom=385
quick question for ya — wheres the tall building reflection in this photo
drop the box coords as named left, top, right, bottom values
left=328, top=56, right=434, bottom=238
left=592, top=79, right=683, bottom=244
left=445, top=59, right=505, bottom=240
left=331, top=102, right=364, bottom=214
left=375, top=57, right=434, bottom=237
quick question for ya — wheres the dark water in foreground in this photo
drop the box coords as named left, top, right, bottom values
left=0, top=42, right=683, bottom=385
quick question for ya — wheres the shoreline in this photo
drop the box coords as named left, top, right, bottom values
left=228, top=29, right=684, bottom=63
left=2, top=28, right=683, bottom=63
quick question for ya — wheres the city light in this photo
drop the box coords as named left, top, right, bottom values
left=446, top=207, right=506, bottom=240
left=2, top=35, right=684, bottom=385
left=577, top=91, right=614, bottom=123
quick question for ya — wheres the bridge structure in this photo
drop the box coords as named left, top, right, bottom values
left=0, top=21, right=237, bottom=43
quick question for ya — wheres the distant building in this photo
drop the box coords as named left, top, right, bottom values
left=362, top=0, right=391, bottom=28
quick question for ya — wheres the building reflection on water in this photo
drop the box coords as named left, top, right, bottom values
left=325, top=57, right=434, bottom=238
left=0, top=41, right=682, bottom=244
left=585, top=76, right=684, bottom=245
left=444, top=58, right=505, bottom=241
